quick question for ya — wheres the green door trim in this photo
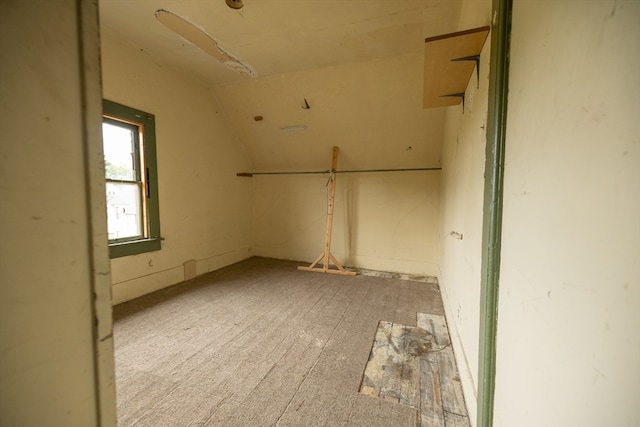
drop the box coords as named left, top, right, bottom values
left=477, top=0, right=512, bottom=426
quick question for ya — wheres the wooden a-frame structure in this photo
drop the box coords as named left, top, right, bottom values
left=298, top=146, right=356, bottom=276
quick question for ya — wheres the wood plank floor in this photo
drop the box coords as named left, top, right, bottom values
left=112, top=257, right=460, bottom=426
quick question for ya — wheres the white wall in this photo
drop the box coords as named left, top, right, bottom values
left=494, top=1, right=640, bottom=425
left=437, top=0, right=492, bottom=422
left=216, top=55, right=444, bottom=276
left=252, top=171, right=440, bottom=276
left=101, top=33, right=254, bottom=304
left=100, top=12, right=446, bottom=297
left=0, top=1, right=115, bottom=425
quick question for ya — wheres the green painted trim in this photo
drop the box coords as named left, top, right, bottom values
left=477, top=0, right=512, bottom=426
left=103, top=99, right=161, bottom=259
left=109, top=238, right=161, bottom=258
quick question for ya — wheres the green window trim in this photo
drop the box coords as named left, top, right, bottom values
left=103, top=99, right=161, bottom=258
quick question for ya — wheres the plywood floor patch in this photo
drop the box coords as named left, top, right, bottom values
left=360, top=313, right=469, bottom=427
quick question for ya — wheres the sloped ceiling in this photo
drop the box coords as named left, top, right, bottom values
left=99, top=0, right=464, bottom=171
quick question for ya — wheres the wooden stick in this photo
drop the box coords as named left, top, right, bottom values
left=298, top=146, right=356, bottom=276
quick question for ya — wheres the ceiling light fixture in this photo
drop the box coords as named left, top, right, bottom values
left=225, top=0, right=244, bottom=9
left=280, top=125, right=307, bottom=132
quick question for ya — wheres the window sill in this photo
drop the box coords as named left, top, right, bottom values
left=109, top=237, right=162, bottom=259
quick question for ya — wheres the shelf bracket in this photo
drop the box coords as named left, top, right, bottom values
left=440, top=92, right=466, bottom=113
left=451, top=54, right=481, bottom=88
left=423, top=26, right=490, bottom=109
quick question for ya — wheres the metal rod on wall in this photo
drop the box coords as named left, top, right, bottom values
left=236, top=167, right=442, bottom=177
left=337, top=167, right=442, bottom=174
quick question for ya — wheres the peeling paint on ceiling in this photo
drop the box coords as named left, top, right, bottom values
left=99, top=0, right=463, bottom=86
left=155, top=9, right=256, bottom=78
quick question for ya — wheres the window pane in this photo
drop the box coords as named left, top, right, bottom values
left=106, top=182, right=143, bottom=240
left=103, top=121, right=137, bottom=181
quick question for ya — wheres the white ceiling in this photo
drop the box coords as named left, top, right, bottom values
left=99, top=0, right=467, bottom=171
left=99, top=0, right=463, bottom=86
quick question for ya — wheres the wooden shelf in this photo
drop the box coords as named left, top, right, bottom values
left=423, top=26, right=490, bottom=109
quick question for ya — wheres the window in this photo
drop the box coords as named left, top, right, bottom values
left=102, top=100, right=161, bottom=258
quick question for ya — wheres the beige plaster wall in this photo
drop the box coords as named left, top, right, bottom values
left=252, top=172, right=440, bottom=275
left=0, top=1, right=115, bottom=425
left=494, top=1, right=640, bottom=425
left=437, top=0, right=492, bottom=421
left=216, top=55, right=443, bottom=275
left=101, top=32, right=253, bottom=304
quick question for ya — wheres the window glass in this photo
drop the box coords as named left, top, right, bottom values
left=103, top=121, right=138, bottom=181
left=103, top=118, right=145, bottom=242
left=106, top=182, right=143, bottom=240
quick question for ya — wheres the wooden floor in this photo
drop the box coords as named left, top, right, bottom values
left=113, top=257, right=466, bottom=426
